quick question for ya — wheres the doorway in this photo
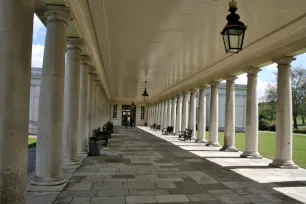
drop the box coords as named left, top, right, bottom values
left=122, top=105, right=136, bottom=126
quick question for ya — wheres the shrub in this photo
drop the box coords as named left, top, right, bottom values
left=269, top=123, right=276, bottom=131
left=293, top=129, right=306, bottom=134
left=259, top=119, right=271, bottom=130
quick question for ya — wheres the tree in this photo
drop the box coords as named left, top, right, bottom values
left=263, top=66, right=306, bottom=129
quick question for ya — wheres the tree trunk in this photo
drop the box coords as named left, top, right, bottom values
left=293, top=115, right=298, bottom=129
left=302, top=115, right=305, bottom=125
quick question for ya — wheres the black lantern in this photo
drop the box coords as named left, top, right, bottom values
left=221, top=0, right=247, bottom=53
left=142, top=81, right=149, bottom=101
left=131, top=102, right=135, bottom=109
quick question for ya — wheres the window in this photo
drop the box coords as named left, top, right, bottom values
left=140, top=106, right=145, bottom=120
left=113, top=105, right=118, bottom=119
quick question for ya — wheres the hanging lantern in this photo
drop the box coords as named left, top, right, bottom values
left=142, top=81, right=149, bottom=101
left=131, top=102, right=135, bottom=109
left=221, top=0, right=247, bottom=53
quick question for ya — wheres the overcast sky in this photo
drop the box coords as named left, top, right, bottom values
left=31, top=14, right=306, bottom=100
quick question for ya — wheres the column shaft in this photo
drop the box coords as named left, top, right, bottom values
left=241, top=69, right=262, bottom=158
left=31, top=8, right=70, bottom=190
left=188, top=89, right=197, bottom=137
left=163, top=100, right=168, bottom=128
left=270, top=57, right=298, bottom=169
left=78, top=56, right=90, bottom=153
left=196, top=86, right=207, bottom=143
left=172, top=97, right=177, bottom=133
left=182, top=92, right=189, bottom=130
left=176, top=94, right=183, bottom=132
left=63, top=38, right=83, bottom=168
left=221, top=77, right=238, bottom=152
left=206, top=83, right=221, bottom=147
left=91, top=78, right=97, bottom=129
left=87, top=68, right=94, bottom=140
left=167, top=99, right=172, bottom=127
left=0, top=0, right=34, bottom=202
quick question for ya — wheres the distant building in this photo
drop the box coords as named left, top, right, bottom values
left=29, top=67, right=42, bottom=134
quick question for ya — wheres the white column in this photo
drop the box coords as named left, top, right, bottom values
left=206, top=82, right=221, bottom=147
left=78, top=56, right=90, bottom=154
left=62, top=38, right=83, bottom=168
left=91, top=74, right=97, bottom=129
left=0, top=0, right=34, bottom=201
left=241, top=68, right=262, bottom=158
left=176, top=94, right=183, bottom=132
left=30, top=8, right=70, bottom=190
left=167, top=98, right=172, bottom=127
left=160, top=101, right=164, bottom=127
left=87, top=67, right=94, bottom=140
left=157, top=103, right=160, bottom=125
left=221, top=77, right=238, bottom=152
left=269, top=56, right=298, bottom=169
left=172, top=96, right=177, bottom=133
left=163, top=100, right=168, bottom=128
left=182, top=92, right=189, bottom=130
left=196, top=86, right=207, bottom=143
left=188, top=89, right=197, bottom=138
left=97, top=84, right=101, bottom=126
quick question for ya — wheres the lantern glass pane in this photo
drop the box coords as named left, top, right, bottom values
left=222, top=32, right=230, bottom=51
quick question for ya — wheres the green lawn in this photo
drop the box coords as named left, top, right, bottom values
left=28, top=138, right=37, bottom=147
left=203, top=131, right=306, bottom=168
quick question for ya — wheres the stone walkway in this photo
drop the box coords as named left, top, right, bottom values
left=29, top=127, right=306, bottom=204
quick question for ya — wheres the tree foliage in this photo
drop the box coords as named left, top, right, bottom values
left=263, top=66, right=306, bottom=129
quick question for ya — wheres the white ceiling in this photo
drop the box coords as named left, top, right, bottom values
left=36, top=0, right=306, bottom=102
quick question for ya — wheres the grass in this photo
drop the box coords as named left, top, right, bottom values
left=203, top=131, right=306, bottom=168
left=28, top=138, right=37, bottom=148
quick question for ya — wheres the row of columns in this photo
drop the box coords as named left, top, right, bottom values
left=148, top=59, right=298, bottom=169
left=0, top=4, right=111, bottom=203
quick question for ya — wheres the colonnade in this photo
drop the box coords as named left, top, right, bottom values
left=0, top=4, right=111, bottom=202
left=147, top=62, right=298, bottom=169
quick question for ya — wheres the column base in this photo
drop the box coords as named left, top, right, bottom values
left=206, top=142, right=221, bottom=147
left=195, top=138, right=207, bottom=143
left=220, top=145, right=238, bottom=152
left=78, top=149, right=88, bottom=154
left=28, top=176, right=67, bottom=192
left=63, top=159, right=81, bottom=169
left=240, top=151, right=262, bottom=159
left=269, top=159, right=299, bottom=169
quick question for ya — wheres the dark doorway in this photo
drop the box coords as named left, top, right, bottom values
left=122, top=105, right=136, bottom=126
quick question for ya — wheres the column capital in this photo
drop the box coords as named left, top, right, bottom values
left=88, top=66, right=95, bottom=74
left=225, top=76, right=237, bottom=82
left=183, top=91, right=190, bottom=96
left=80, top=55, right=91, bottom=65
left=45, top=7, right=71, bottom=26
left=273, top=56, right=296, bottom=65
left=189, top=88, right=198, bottom=93
left=210, top=81, right=220, bottom=87
left=199, top=84, right=208, bottom=89
left=199, top=85, right=208, bottom=91
left=66, top=37, right=84, bottom=50
left=245, top=67, right=261, bottom=75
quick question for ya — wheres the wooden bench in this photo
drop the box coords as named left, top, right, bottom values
left=155, top=125, right=161, bottom=131
left=178, top=129, right=193, bottom=141
left=150, top=123, right=156, bottom=130
left=94, top=128, right=108, bottom=146
left=162, top=126, right=174, bottom=135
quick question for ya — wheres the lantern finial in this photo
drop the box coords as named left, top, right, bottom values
left=229, top=0, right=237, bottom=8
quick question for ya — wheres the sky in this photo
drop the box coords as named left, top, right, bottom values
left=31, top=14, right=306, bottom=100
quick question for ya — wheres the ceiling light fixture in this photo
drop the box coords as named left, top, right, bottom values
left=142, top=81, right=149, bottom=101
left=221, top=0, right=247, bottom=53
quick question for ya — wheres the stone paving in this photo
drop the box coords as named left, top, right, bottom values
left=28, top=126, right=306, bottom=204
